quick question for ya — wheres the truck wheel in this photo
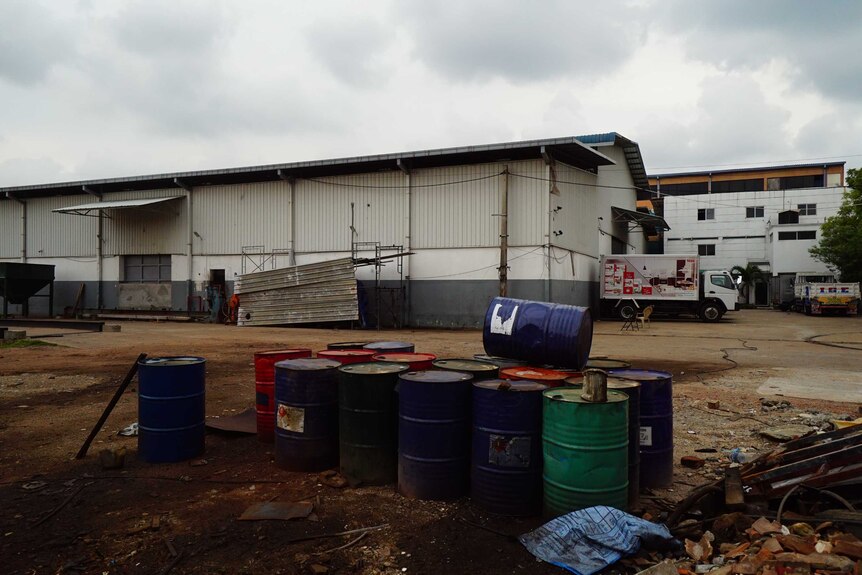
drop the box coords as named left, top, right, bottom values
left=699, top=302, right=723, bottom=323
left=618, top=303, right=637, bottom=321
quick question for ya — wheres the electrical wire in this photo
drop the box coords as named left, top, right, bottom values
left=409, top=246, right=543, bottom=279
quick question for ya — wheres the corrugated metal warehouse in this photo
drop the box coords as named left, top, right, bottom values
left=0, top=133, right=657, bottom=328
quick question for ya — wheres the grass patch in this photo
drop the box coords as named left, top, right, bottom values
left=0, top=338, right=58, bottom=349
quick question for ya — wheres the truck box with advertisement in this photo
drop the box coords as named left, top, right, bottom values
left=599, top=254, right=739, bottom=322
left=792, top=273, right=860, bottom=316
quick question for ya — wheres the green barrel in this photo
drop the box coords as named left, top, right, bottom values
left=542, top=388, right=629, bottom=516
left=337, top=362, right=409, bottom=486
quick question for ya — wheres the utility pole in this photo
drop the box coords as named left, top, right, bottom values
left=499, top=167, right=509, bottom=297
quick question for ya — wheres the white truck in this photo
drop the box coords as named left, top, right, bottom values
left=792, top=273, right=860, bottom=316
left=599, top=254, right=739, bottom=323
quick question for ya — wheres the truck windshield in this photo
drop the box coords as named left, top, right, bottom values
left=710, top=274, right=735, bottom=290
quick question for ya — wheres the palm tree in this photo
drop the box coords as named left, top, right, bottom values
left=730, top=263, right=764, bottom=304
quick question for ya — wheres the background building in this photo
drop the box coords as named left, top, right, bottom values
left=1, top=134, right=658, bottom=327
left=650, top=163, right=847, bottom=305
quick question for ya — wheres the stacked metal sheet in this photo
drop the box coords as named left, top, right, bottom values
left=235, top=258, right=359, bottom=327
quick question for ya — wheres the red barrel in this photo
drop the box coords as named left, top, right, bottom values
left=372, top=352, right=437, bottom=371
left=499, top=366, right=569, bottom=387
left=317, top=349, right=377, bottom=364
left=254, top=348, right=312, bottom=442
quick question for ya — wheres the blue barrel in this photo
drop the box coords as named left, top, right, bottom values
left=482, top=297, right=593, bottom=370
left=274, top=358, right=340, bottom=472
left=364, top=341, right=415, bottom=353
left=138, top=357, right=206, bottom=463
left=398, top=370, right=473, bottom=500
left=608, top=369, right=673, bottom=488
left=471, top=379, right=547, bottom=516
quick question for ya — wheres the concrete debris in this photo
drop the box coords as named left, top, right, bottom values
left=682, top=456, right=707, bottom=469
left=758, top=424, right=815, bottom=442
left=760, top=399, right=792, bottom=412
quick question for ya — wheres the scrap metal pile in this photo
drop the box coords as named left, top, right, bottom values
left=662, top=424, right=862, bottom=575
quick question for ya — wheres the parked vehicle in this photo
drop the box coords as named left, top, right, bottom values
left=791, top=273, right=860, bottom=316
left=599, top=254, right=739, bottom=323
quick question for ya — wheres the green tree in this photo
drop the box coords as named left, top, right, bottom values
left=730, top=263, right=764, bottom=302
left=810, top=168, right=862, bottom=282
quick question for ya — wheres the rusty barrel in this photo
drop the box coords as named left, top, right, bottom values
left=500, top=366, right=569, bottom=387
left=398, top=370, right=473, bottom=500
left=317, top=349, right=377, bottom=365
left=483, top=297, right=593, bottom=370
left=254, top=348, right=312, bottom=442
left=372, top=352, right=437, bottom=371
left=586, top=358, right=632, bottom=370
left=565, top=375, right=641, bottom=508
left=471, top=379, right=547, bottom=516
left=433, top=358, right=500, bottom=381
left=274, top=358, right=340, bottom=471
left=364, top=341, right=415, bottom=354
left=609, top=368, right=673, bottom=488
left=337, top=362, right=408, bottom=486
left=138, top=357, right=206, bottom=463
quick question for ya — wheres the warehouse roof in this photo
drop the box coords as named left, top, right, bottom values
left=1, top=136, right=618, bottom=199
left=575, top=132, right=649, bottom=190
left=648, top=161, right=845, bottom=180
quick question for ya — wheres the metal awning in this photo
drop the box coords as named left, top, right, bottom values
left=53, top=196, right=184, bottom=217
left=611, top=206, right=670, bottom=231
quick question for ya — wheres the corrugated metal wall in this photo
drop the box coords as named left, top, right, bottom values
left=296, top=172, right=406, bottom=252
left=411, top=160, right=544, bottom=249
left=554, top=162, right=599, bottom=257
left=0, top=200, right=23, bottom=258
left=193, top=181, right=292, bottom=255
left=27, top=194, right=97, bottom=257
left=103, top=189, right=187, bottom=255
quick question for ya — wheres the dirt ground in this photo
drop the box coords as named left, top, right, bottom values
left=1, top=309, right=860, bottom=575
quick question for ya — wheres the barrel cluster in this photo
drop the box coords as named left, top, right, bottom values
left=135, top=297, right=675, bottom=518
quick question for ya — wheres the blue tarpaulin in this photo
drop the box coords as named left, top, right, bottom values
left=519, top=506, right=675, bottom=575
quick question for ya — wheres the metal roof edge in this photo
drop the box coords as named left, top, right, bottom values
left=648, top=161, right=847, bottom=180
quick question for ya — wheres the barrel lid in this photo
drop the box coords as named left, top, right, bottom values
left=585, top=358, right=632, bottom=370
left=400, top=370, right=473, bottom=383
left=318, top=349, right=376, bottom=357
left=372, top=352, right=436, bottom=363
left=364, top=341, right=414, bottom=351
left=474, top=379, right=547, bottom=392
left=564, top=376, right=641, bottom=390
left=540, top=365, right=583, bottom=374
left=473, top=354, right=527, bottom=367
left=433, top=358, right=498, bottom=373
left=500, top=366, right=569, bottom=381
left=275, top=358, right=340, bottom=371
left=139, top=356, right=205, bottom=367
left=607, top=368, right=672, bottom=382
left=327, top=341, right=371, bottom=350
left=255, top=348, right=311, bottom=358
left=339, top=362, right=409, bottom=375
left=543, top=388, right=628, bottom=403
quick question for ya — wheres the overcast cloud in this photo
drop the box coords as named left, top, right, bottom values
left=0, top=0, right=860, bottom=187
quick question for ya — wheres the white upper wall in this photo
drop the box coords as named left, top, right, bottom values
left=663, top=186, right=846, bottom=273
left=0, top=199, right=23, bottom=259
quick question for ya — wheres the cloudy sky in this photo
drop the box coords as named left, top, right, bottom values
left=1, top=0, right=860, bottom=187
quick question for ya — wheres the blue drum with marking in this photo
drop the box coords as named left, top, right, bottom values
left=471, top=379, right=547, bottom=516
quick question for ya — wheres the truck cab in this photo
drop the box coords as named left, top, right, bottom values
left=698, top=270, right=739, bottom=321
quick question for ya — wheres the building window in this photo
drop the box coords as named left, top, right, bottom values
left=698, top=244, right=716, bottom=256
left=697, top=208, right=715, bottom=221
left=777, top=231, right=816, bottom=241
left=124, top=255, right=172, bottom=283
left=711, top=178, right=764, bottom=193
left=745, top=206, right=764, bottom=218
left=798, top=203, right=817, bottom=215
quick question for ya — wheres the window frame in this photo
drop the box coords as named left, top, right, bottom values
left=697, top=208, right=715, bottom=221
left=745, top=206, right=764, bottom=218
left=698, top=244, right=716, bottom=256
left=123, top=255, right=172, bottom=283
left=710, top=274, right=735, bottom=290
left=797, top=203, right=817, bottom=216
